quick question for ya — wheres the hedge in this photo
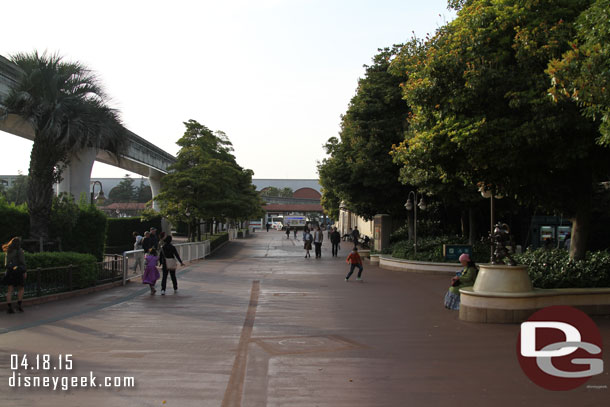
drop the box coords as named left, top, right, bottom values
left=210, top=232, right=229, bottom=252
left=515, top=249, right=610, bottom=289
left=0, top=200, right=29, bottom=243
left=391, top=236, right=489, bottom=264
left=105, top=215, right=163, bottom=253
left=1, top=196, right=106, bottom=260
left=0, top=251, right=98, bottom=290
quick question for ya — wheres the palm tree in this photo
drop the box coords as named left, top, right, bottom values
left=1, top=51, right=126, bottom=240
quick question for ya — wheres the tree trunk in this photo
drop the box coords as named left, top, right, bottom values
left=27, top=137, right=60, bottom=241
left=460, top=210, right=467, bottom=238
left=570, top=202, right=591, bottom=261
left=468, top=207, right=476, bottom=245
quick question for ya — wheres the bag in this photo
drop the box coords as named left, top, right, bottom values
left=451, top=276, right=461, bottom=287
left=165, top=257, right=178, bottom=269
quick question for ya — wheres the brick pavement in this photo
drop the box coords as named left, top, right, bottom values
left=0, top=231, right=608, bottom=406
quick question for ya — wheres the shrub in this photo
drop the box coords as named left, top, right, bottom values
left=391, top=235, right=489, bottom=263
left=0, top=198, right=29, bottom=243
left=515, top=249, right=610, bottom=289
left=0, top=251, right=98, bottom=289
left=210, top=232, right=229, bottom=252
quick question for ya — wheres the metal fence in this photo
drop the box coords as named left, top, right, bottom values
left=1, top=240, right=216, bottom=302
left=121, top=240, right=212, bottom=284
left=0, top=256, right=125, bottom=302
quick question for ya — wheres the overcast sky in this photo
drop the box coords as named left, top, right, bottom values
left=0, top=0, right=455, bottom=179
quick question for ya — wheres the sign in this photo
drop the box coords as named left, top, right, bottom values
left=517, top=305, right=604, bottom=391
left=442, top=244, right=472, bottom=261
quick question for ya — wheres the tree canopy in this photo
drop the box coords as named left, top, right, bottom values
left=318, top=46, right=412, bottom=221
left=155, top=120, right=263, bottom=237
left=2, top=51, right=126, bottom=239
left=547, top=0, right=610, bottom=144
left=391, top=0, right=610, bottom=259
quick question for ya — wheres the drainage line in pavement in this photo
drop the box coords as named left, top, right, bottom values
left=222, top=280, right=261, bottom=407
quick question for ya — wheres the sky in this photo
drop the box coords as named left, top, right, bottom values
left=0, top=0, right=455, bottom=180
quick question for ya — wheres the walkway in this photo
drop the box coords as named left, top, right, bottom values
left=1, top=232, right=608, bottom=406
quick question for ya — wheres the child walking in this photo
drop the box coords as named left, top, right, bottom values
left=345, top=246, right=364, bottom=282
left=143, top=248, right=160, bottom=295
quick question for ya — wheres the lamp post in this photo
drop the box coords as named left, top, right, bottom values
left=90, top=180, right=106, bottom=205
left=479, top=185, right=503, bottom=262
left=404, top=191, right=426, bottom=254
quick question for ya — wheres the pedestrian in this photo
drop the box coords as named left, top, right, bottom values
left=143, top=248, right=160, bottom=295
left=266, top=222, right=270, bottom=232
left=564, top=233, right=571, bottom=251
left=2, top=237, right=27, bottom=313
left=351, top=226, right=360, bottom=245
left=159, top=235, right=184, bottom=295
left=304, top=229, right=313, bottom=258
left=142, top=231, right=152, bottom=254
left=150, top=227, right=159, bottom=250
left=132, top=231, right=144, bottom=272
left=313, top=226, right=324, bottom=258
left=330, top=227, right=341, bottom=257
left=286, top=226, right=291, bottom=239
left=293, top=227, right=297, bottom=239
left=345, top=246, right=364, bottom=282
left=444, top=253, right=478, bottom=310
left=343, top=227, right=353, bottom=241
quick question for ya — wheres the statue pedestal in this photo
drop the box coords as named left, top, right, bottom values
left=459, top=264, right=535, bottom=323
left=473, top=264, right=533, bottom=294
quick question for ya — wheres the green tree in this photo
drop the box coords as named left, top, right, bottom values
left=109, top=174, right=136, bottom=202
left=155, top=120, right=263, bottom=240
left=135, top=178, right=152, bottom=203
left=3, top=173, right=28, bottom=205
left=547, top=0, right=610, bottom=144
left=1, top=52, right=126, bottom=239
left=391, top=0, right=607, bottom=260
left=318, top=46, right=412, bottom=222
left=260, top=187, right=293, bottom=198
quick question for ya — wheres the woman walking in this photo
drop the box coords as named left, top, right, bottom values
left=143, top=248, right=160, bottom=295
left=160, top=236, right=184, bottom=295
left=303, top=229, right=313, bottom=258
left=2, top=237, right=27, bottom=313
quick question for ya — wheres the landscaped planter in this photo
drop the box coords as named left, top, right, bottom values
left=460, top=287, right=610, bottom=323
left=378, top=255, right=459, bottom=275
left=369, top=254, right=380, bottom=265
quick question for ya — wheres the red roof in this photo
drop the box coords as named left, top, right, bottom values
left=103, top=202, right=148, bottom=210
left=263, top=203, right=324, bottom=212
left=293, top=188, right=322, bottom=199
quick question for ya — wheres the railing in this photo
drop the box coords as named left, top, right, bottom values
left=0, top=257, right=125, bottom=302
left=121, top=240, right=212, bottom=284
left=0, top=240, right=215, bottom=302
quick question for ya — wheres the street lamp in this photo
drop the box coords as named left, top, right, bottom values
left=478, top=184, right=503, bottom=262
left=404, top=191, right=426, bottom=253
left=90, top=181, right=106, bottom=205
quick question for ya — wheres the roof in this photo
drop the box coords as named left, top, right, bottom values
left=263, top=203, right=324, bottom=212
left=102, top=202, right=148, bottom=210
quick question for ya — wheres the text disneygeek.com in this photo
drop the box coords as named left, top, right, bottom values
left=8, top=354, right=135, bottom=391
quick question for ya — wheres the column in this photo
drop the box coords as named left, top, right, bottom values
left=56, top=148, right=97, bottom=202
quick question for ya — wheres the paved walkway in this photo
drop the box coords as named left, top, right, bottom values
left=1, top=231, right=609, bottom=406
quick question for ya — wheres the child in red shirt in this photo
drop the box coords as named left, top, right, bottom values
left=345, top=246, right=364, bottom=282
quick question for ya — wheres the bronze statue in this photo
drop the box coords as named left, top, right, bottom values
left=488, top=222, right=517, bottom=266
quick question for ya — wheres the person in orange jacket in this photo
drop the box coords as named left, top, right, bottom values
left=345, top=246, right=364, bottom=282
